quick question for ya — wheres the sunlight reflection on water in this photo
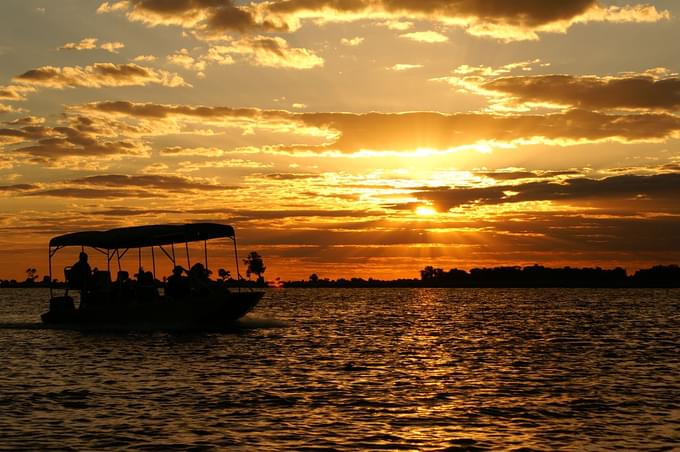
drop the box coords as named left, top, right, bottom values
left=0, top=288, right=678, bottom=450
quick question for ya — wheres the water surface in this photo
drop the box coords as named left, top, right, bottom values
left=1, top=288, right=678, bottom=450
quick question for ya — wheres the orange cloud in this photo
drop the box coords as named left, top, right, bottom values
left=98, top=0, right=669, bottom=41
left=481, top=73, right=680, bottom=112
left=13, top=63, right=187, bottom=90
left=0, top=84, right=36, bottom=101
left=59, top=38, right=126, bottom=53
left=214, top=36, right=324, bottom=69
left=76, top=101, right=680, bottom=154
left=413, top=173, right=680, bottom=211
left=0, top=115, right=150, bottom=163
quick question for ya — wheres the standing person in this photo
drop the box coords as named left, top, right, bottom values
left=69, top=252, right=92, bottom=290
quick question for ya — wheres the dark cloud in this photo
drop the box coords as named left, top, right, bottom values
left=89, top=207, right=179, bottom=216
left=482, top=74, right=680, bottom=111
left=3, top=116, right=44, bottom=126
left=80, top=102, right=680, bottom=153
left=9, top=174, right=235, bottom=199
left=414, top=173, right=680, bottom=210
left=474, top=169, right=582, bottom=180
left=81, top=100, right=291, bottom=121
left=123, top=0, right=264, bottom=31
left=71, top=174, right=237, bottom=191
left=1, top=116, right=149, bottom=161
left=100, top=0, right=667, bottom=42
left=188, top=208, right=379, bottom=221
left=13, top=63, right=186, bottom=89
left=260, top=172, right=321, bottom=180
left=268, top=0, right=597, bottom=27
left=294, top=109, right=680, bottom=153
left=0, top=184, right=38, bottom=192
left=24, top=188, right=160, bottom=199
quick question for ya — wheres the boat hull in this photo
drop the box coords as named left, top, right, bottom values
left=41, top=291, right=264, bottom=329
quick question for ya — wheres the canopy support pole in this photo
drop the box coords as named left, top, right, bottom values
left=48, top=246, right=53, bottom=298
left=138, top=247, right=142, bottom=274
left=171, top=243, right=176, bottom=265
left=151, top=246, right=156, bottom=279
left=204, top=240, right=208, bottom=270
left=116, top=249, right=121, bottom=272
left=185, top=242, right=191, bottom=268
left=233, top=235, right=241, bottom=282
left=158, top=245, right=174, bottom=265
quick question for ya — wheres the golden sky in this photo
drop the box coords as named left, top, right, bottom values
left=1, top=0, right=680, bottom=281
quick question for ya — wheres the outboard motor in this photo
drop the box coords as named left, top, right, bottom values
left=41, top=296, right=76, bottom=323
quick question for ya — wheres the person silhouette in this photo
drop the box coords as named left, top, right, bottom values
left=69, top=251, right=91, bottom=290
left=166, top=265, right=189, bottom=300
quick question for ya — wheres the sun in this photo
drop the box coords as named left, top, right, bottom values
left=415, top=206, right=438, bottom=216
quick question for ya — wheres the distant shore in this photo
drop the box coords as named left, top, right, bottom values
left=4, top=264, right=678, bottom=289
left=283, top=264, right=680, bottom=288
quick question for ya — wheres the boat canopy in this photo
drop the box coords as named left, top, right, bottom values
left=49, top=223, right=235, bottom=249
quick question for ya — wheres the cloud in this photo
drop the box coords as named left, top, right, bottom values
left=3, top=116, right=44, bottom=126
left=260, top=0, right=668, bottom=41
left=14, top=63, right=187, bottom=89
left=59, top=38, right=126, bottom=53
left=59, top=38, right=98, bottom=51
left=389, top=64, right=423, bottom=71
left=8, top=173, right=237, bottom=199
left=76, top=101, right=296, bottom=130
left=340, top=37, right=364, bottom=46
left=175, top=159, right=273, bottom=172
left=167, top=48, right=207, bottom=74
left=120, top=0, right=261, bottom=32
left=24, top=188, right=160, bottom=199
left=217, top=36, right=323, bottom=69
left=70, top=174, right=235, bottom=191
left=100, top=41, right=125, bottom=53
left=0, top=115, right=150, bottom=162
left=399, top=31, right=448, bottom=43
left=0, top=184, right=38, bottom=192
left=132, top=54, right=157, bottom=62
left=160, top=146, right=225, bottom=157
left=259, top=172, right=321, bottom=180
left=290, top=109, right=680, bottom=153
left=413, top=173, right=680, bottom=210
left=97, top=0, right=669, bottom=42
left=76, top=101, right=680, bottom=154
left=0, top=104, right=19, bottom=114
left=96, top=1, right=129, bottom=14
left=474, top=169, right=582, bottom=181
left=0, top=84, right=36, bottom=101
left=480, top=73, right=680, bottom=112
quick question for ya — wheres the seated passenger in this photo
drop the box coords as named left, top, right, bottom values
left=188, top=263, right=212, bottom=295
left=166, top=265, right=190, bottom=300
left=135, top=270, right=158, bottom=303
left=112, top=270, right=133, bottom=302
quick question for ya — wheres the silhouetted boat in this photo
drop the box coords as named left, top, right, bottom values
left=41, top=223, right=264, bottom=329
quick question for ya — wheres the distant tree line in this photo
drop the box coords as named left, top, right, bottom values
left=284, top=264, right=680, bottom=288
left=0, top=267, right=63, bottom=288
left=2, top=263, right=679, bottom=289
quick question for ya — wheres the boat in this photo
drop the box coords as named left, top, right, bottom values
left=41, top=223, right=265, bottom=329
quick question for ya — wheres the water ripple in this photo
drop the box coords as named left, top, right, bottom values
left=0, top=288, right=678, bottom=450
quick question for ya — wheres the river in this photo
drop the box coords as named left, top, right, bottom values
left=0, top=288, right=678, bottom=450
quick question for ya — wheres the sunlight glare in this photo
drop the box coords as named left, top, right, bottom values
left=415, top=206, right=438, bottom=216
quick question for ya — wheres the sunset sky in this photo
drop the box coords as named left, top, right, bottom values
left=1, top=0, right=680, bottom=281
